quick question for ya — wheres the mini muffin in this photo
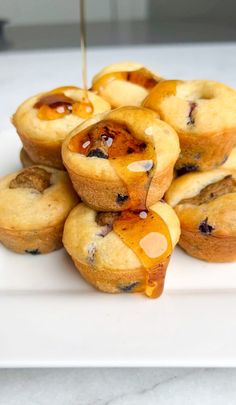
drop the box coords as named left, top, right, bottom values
left=12, top=86, right=111, bottom=169
left=143, top=80, right=236, bottom=172
left=165, top=168, right=236, bottom=262
left=92, top=62, right=162, bottom=108
left=20, top=148, right=35, bottom=168
left=62, top=106, right=180, bottom=211
left=0, top=166, right=78, bottom=254
left=63, top=201, right=180, bottom=297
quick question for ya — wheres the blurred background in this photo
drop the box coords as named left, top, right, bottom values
left=1, top=0, right=236, bottom=50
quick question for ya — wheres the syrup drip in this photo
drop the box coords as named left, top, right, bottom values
left=113, top=210, right=172, bottom=298
left=92, top=68, right=158, bottom=93
left=68, top=119, right=156, bottom=209
left=79, top=0, right=93, bottom=118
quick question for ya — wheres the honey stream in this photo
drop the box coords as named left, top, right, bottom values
left=34, top=0, right=93, bottom=120
left=79, top=0, right=93, bottom=118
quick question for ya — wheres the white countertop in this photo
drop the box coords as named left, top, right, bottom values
left=1, top=42, right=236, bottom=135
left=1, top=43, right=236, bottom=401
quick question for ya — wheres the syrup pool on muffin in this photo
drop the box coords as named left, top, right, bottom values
left=62, top=106, right=180, bottom=211
left=33, top=86, right=94, bottom=120
left=12, top=86, right=111, bottom=169
left=92, top=62, right=163, bottom=108
left=68, top=117, right=156, bottom=210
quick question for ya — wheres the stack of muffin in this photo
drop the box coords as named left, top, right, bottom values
left=0, top=62, right=235, bottom=298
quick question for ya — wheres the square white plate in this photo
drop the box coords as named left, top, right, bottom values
left=0, top=45, right=236, bottom=367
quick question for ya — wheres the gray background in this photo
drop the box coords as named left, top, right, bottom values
left=1, top=0, right=236, bottom=50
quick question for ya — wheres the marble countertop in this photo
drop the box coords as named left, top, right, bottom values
left=1, top=368, right=236, bottom=404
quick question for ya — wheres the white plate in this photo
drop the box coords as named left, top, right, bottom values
left=0, top=45, right=236, bottom=367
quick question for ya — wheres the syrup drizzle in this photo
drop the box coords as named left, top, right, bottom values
left=79, top=0, right=93, bottom=118
left=69, top=119, right=172, bottom=298
left=68, top=6, right=171, bottom=297
left=34, top=1, right=93, bottom=121
left=113, top=210, right=172, bottom=298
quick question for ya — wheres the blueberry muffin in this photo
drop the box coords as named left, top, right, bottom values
left=92, top=62, right=162, bottom=108
left=143, top=80, right=236, bottom=172
left=63, top=201, right=180, bottom=298
left=0, top=166, right=78, bottom=254
left=62, top=106, right=180, bottom=211
left=12, top=86, right=111, bottom=169
left=165, top=168, right=236, bottom=262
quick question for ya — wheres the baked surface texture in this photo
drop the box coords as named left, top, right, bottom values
left=62, top=106, right=180, bottom=211
left=0, top=166, right=78, bottom=253
left=165, top=168, right=236, bottom=262
left=63, top=201, right=180, bottom=293
left=92, top=62, right=162, bottom=108
left=143, top=80, right=236, bottom=172
left=13, top=87, right=111, bottom=169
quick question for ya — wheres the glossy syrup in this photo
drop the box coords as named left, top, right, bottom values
left=92, top=68, right=158, bottom=93
left=113, top=210, right=172, bottom=298
left=69, top=119, right=172, bottom=298
left=79, top=0, right=93, bottom=118
left=69, top=119, right=155, bottom=210
left=34, top=0, right=93, bottom=121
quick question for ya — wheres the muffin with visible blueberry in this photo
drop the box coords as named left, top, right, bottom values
left=63, top=201, right=180, bottom=297
left=165, top=168, right=236, bottom=262
left=92, top=62, right=162, bottom=108
left=143, top=80, right=236, bottom=172
left=62, top=106, right=180, bottom=211
left=12, top=86, right=111, bottom=169
left=0, top=166, right=78, bottom=254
